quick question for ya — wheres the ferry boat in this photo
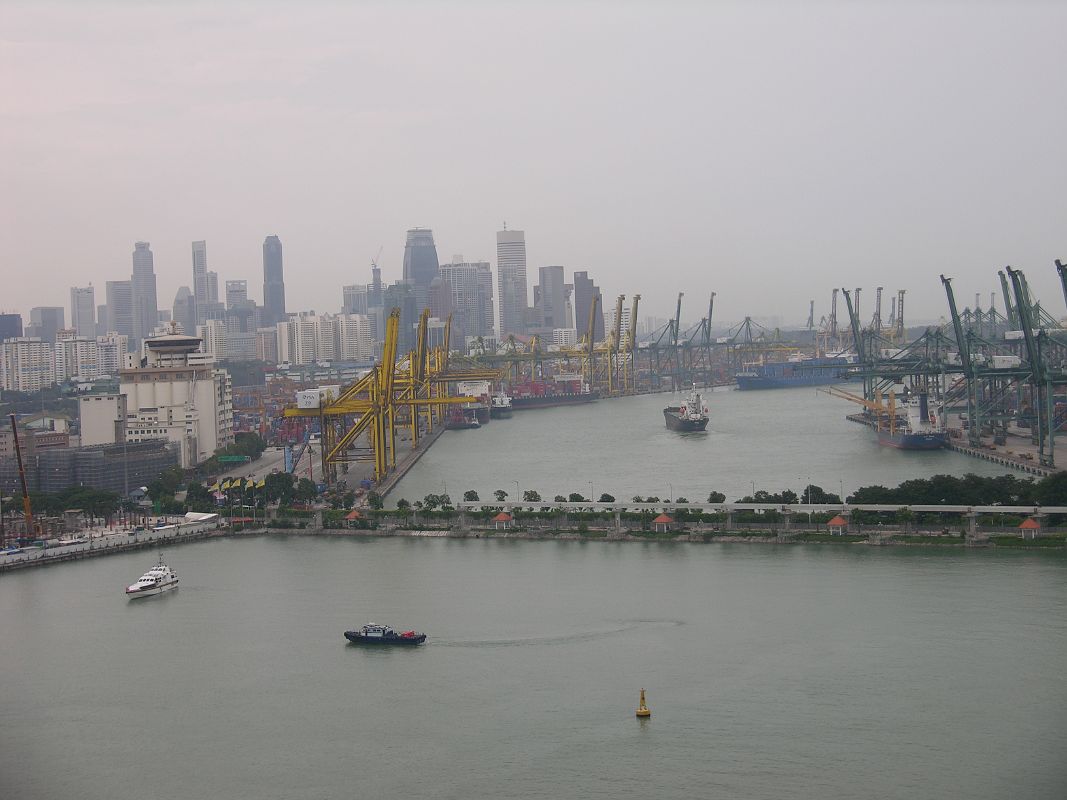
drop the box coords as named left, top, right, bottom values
left=344, top=623, right=427, bottom=646
left=125, top=554, right=179, bottom=599
left=664, top=386, right=709, bottom=431
left=735, top=354, right=855, bottom=390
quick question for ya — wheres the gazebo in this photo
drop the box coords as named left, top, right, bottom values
left=652, top=513, right=674, bottom=533
left=1019, top=517, right=1041, bottom=540
left=827, top=514, right=849, bottom=534
left=345, top=509, right=363, bottom=528
left=493, top=512, right=513, bottom=530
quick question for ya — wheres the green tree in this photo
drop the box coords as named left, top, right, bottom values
left=396, top=498, right=411, bottom=511
left=706, top=491, right=726, bottom=503
left=494, top=489, right=508, bottom=502
left=295, top=478, right=317, bottom=503
left=367, top=491, right=384, bottom=510
left=422, top=493, right=442, bottom=511
left=554, top=495, right=567, bottom=502
left=463, top=489, right=480, bottom=502
left=597, top=493, right=615, bottom=503
left=264, top=472, right=296, bottom=504
left=523, top=489, right=542, bottom=502
left=675, top=496, right=689, bottom=504
left=568, top=493, right=586, bottom=502
left=632, top=496, right=644, bottom=503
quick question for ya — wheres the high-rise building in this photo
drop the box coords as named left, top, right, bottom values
left=197, top=320, right=228, bottom=359
left=439, top=259, right=495, bottom=342
left=192, top=241, right=208, bottom=324
left=401, top=228, right=440, bottom=311
left=0, top=338, right=56, bottom=392
left=338, top=314, right=375, bottom=361
left=496, top=229, right=528, bottom=337
left=28, top=307, right=65, bottom=344
left=70, top=286, right=96, bottom=338
left=533, top=266, right=568, bottom=331
left=172, top=286, right=197, bottom=336
left=225, top=280, right=248, bottom=309
left=262, top=235, right=286, bottom=326
left=54, top=330, right=100, bottom=382
left=0, top=313, right=23, bottom=341
left=382, top=281, right=418, bottom=354
left=130, top=241, right=158, bottom=346
left=96, top=332, right=128, bottom=374
left=105, top=280, right=134, bottom=341
left=572, top=271, right=605, bottom=342
left=255, top=327, right=279, bottom=364
left=343, top=284, right=369, bottom=315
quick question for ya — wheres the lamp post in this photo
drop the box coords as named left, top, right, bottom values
left=513, top=480, right=520, bottom=505
left=588, top=482, right=594, bottom=503
left=668, top=482, right=673, bottom=504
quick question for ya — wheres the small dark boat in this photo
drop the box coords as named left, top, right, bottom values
left=344, top=623, right=427, bottom=645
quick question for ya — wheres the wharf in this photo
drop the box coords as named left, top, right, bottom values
left=376, top=424, right=445, bottom=499
left=845, top=413, right=1058, bottom=477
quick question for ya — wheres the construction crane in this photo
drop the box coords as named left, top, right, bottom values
left=672, top=293, right=684, bottom=349
left=896, top=289, right=906, bottom=341
left=8, top=414, right=34, bottom=543
left=1056, top=259, right=1067, bottom=312
left=806, top=300, right=814, bottom=330
left=830, top=288, right=839, bottom=340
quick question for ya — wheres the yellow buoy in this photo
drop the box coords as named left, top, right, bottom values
left=636, top=688, right=651, bottom=718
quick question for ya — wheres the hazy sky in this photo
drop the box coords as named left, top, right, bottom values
left=3, top=1, right=1065, bottom=329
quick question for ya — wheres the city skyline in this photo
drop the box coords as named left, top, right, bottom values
left=4, top=4, right=1064, bottom=326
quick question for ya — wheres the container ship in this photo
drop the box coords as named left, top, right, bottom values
left=664, top=387, right=709, bottom=431
left=736, top=354, right=855, bottom=390
left=509, top=374, right=599, bottom=409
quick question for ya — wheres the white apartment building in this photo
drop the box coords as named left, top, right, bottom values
left=338, top=314, right=374, bottom=361
left=103, top=333, right=234, bottom=468
left=96, top=332, right=129, bottom=374
left=0, top=338, right=56, bottom=392
left=54, top=330, right=100, bottom=382
left=197, top=320, right=227, bottom=359
left=551, top=328, right=578, bottom=348
left=277, top=313, right=371, bottom=365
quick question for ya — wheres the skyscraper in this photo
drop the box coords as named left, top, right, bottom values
left=263, top=235, right=286, bottom=326
left=573, top=271, right=604, bottom=342
left=343, top=284, right=369, bottom=315
left=496, top=229, right=528, bottom=337
left=172, top=286, right=197, bottom=336
left=401, top=228, right=440, bottom=312
left=439, top=260, right=495, bottom=341
left=28, top=306, right=65, bottom=343
left=225, top=280, right=248, bottom=309
left=0, top=313, right=23, bottom=341
left=533, top=266, right=568, bottom=331
left=105, top=280, right=134, bottom=341
left=130, top=241, right=158, bottom=346
left=192, top=240, right=208, bottom=324
left=382, top=281, right=418, bottom=354
left=70, top=286, right=96, bottom=338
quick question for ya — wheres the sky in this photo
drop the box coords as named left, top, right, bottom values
left=2, top=0, right=1065, bottom=331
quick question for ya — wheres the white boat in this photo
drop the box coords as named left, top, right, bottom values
left=125, top=554, right=179, bottom=599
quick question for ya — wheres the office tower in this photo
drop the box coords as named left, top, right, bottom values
left=370, top=263, right=383, bottom=307
left=130, top=241, right=158, bottom=346
left=496, top=229, right=528, bottom=337
left=225, top=280, right=248, bottom=309
left=192, top=240, right=208, bottom=324
left=572, top=271, right=604, bottom=341
left=70, top=286, right=96, bottom=337
left=95, top=305, right=108, bottom=336
left=533, top=266, right=568, bottom=331
left=428, top=277, right=454, bottom=324
left=28, top=307, right=65, bottom=344
left=382, top=281, right=418, bottom=354
left=401, top=228, right=440, bottom=312
left=343, top=284, right=369, bottom=315
left=172, top=286, right=197, bottom=336
left=105, top=280, right=134, bottom=340
left=439, top=259, right=495, bottom=341
left=262, top=235, right=286, bottom=326
left=0, top=313, right=24, bottom=341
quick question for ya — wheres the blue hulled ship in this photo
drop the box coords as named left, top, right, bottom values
left=735, top=355, right=856, bottom=390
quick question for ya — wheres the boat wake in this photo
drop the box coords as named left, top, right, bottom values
left=437, top=619, right=683, bottom=648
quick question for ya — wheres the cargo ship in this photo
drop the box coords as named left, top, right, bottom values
left=509, top=374, right=599, bottom=409
left=445, top=407, right=481, bottom=430
left=736, top=354, right=856, bottom=390
left=877, top=392, right=947, bottom=450
left=490, top=392, right=513, bottom=418
left=664, top=387, right=709, bottom=431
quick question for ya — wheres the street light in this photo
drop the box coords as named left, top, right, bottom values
left=513, top=480, right=520, bottom=505
left=588, top=482, right=594, bottom=503
left=668, top=482, right=673, bottom=504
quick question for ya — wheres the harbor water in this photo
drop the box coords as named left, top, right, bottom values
left=1, top=536, right=1065, bottom=799
left=392, top=386, right=1018, bottom=504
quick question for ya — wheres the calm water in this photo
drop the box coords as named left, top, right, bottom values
left=393, top=387, right=1017, bottom=505
left=1, top=537, right=1065, bottom=800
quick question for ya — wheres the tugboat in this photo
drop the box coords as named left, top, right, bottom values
left=663, top=386, right=709, bottom=432
left=125, top=553, right=179, bottom=599
left=344, top=623, right=427, bottom=646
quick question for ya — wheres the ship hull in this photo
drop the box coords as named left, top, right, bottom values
left=736, top=373, right=850, bottom=390
left=344, top=631, right=426, bottom=645
left=664, top=409, right=709, bottom=431
left=876, top=431, right=947, bottom=450
left=125, top=580, right=179, bottom=599
left=510, top=392, right=599, bottom=410
left=489, top=407, right=512, bottom=419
